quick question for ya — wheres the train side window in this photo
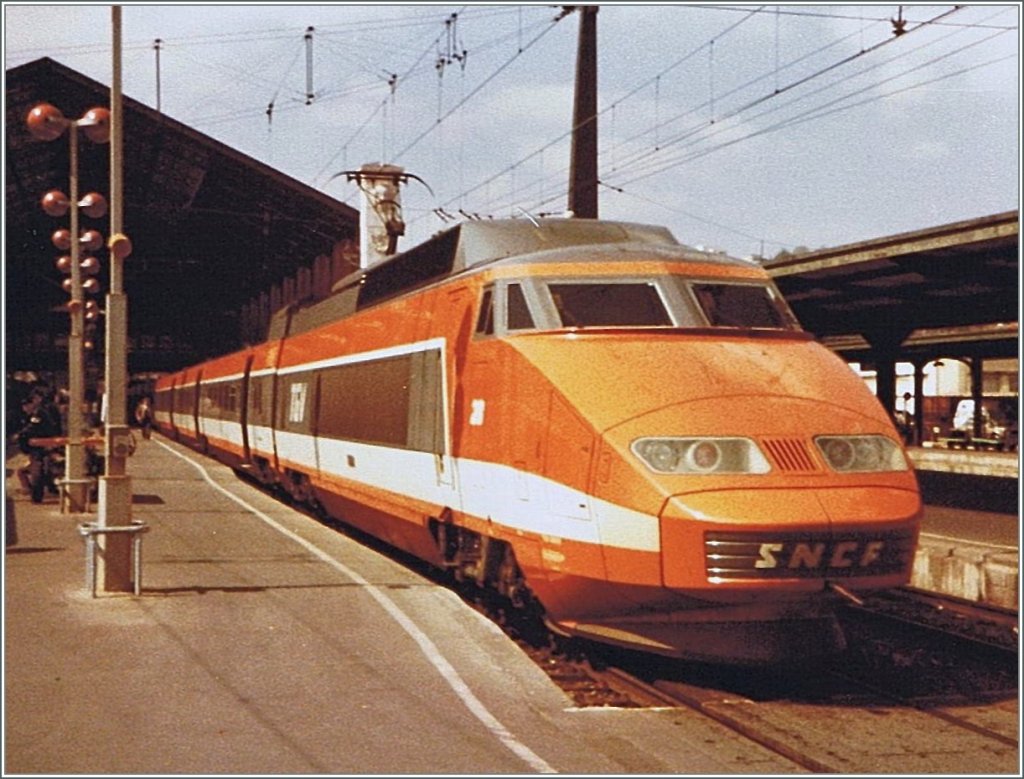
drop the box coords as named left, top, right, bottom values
left=476, top=287, right=495, bottom=335
left=507, top=283, right=536, bottom=331
left=288, top=382, right=308, bottom=424
left=250, top=379, right=264, bottom=419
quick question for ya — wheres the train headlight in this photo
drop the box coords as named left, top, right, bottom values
left=632, top=437, right=770, bottom=474
left=815, top=435, right=908, bottom=472
left=644, top=440, right=680, bottom=471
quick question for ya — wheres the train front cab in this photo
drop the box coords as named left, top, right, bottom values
left=576, top=365, right=921, bottom=663
left=465, top=257, right=921, bottom=664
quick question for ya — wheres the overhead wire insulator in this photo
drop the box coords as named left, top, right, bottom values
left=305, top=25, right=315, bottom=105
left=891, top=6, right=908, bottom=36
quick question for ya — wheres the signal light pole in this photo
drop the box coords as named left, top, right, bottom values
left=27, top=7, right=138, bottom=593
left=26, top=103, right=111, bottom=513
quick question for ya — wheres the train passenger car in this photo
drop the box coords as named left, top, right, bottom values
left=154, top=218, right=921, bottom=664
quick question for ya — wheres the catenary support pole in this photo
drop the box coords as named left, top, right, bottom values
left=96, top=3, right=135, bottom=593
left=568, top=5, right=598, bottom=219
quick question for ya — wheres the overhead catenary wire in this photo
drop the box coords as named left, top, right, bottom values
left=459, top=30, right=1011, bottom=238
left=414, top=4, right=764, bottom=228
left=518, top=4, right=967, bottom=208
left=609, top=6, right=999, bottom=187
left=390, top=9, right=568, bottom=164
left=439, top=4, right=986, bottom=225
left=684, top=4, right=1017, bottom=31
left=9, top=4, right=1012, bottom=255
left=599, top=180, right=793, bottom=254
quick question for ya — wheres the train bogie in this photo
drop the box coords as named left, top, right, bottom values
left=154, top=218, right=921, bottom=665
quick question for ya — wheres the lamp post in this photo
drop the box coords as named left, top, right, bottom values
left=27, top=102, right=110, bottom=513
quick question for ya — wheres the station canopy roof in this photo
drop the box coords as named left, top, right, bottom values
left=764, top=210, right=1019, bottom=361
left=5, top=57, right=359, bottom=373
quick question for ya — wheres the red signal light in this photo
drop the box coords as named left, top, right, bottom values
left=52, top=228, right=72, bottom=251
left=79, top=192, right=108, bottom=219
left=80, top=107, right=111, bottom=144
left=26, top=103, right=67, bottom=142
left=41, top=190, right=70, bottom=217
left=79, top=229, right=104, bottom=252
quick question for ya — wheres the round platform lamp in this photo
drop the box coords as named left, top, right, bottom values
left=27, top=103, right=111, bottom=513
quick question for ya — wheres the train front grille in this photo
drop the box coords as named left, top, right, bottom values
left=760, top=437, right=818, bottom=472
left=705, top=529, right=916, bottom=579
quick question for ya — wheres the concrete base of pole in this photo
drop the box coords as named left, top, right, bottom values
left=96, top=474, right=134, bottom=592
left=63, top=442, right=91, bottom=514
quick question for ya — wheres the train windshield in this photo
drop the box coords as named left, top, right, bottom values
left=688, top=282, right=799, bottom=329
left=482, top=276, right=802, bottom=334
left=548, top=282, right=673, bottom=328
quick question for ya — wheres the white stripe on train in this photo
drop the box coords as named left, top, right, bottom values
left=192, top=419, right=660, bottom=553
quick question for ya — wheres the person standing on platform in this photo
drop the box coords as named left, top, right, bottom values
left=15, top=388, right=62, bottom=503
left=134, top=396, right=153, bottom=439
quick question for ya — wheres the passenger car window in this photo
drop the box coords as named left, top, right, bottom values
left=548, top=282, right=672, bottom=328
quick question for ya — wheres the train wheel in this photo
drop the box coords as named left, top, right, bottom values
left=282, top=469, right=318, bottom=510
left=493, top=543, right=529, bottom=608
left=429, top=517, right=533, bottom=608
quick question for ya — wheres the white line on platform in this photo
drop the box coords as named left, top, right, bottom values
left=156, top=439, right=557, bottom=774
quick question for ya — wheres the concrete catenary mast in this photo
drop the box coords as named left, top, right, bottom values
left=568, top=6, right=598, bottom=219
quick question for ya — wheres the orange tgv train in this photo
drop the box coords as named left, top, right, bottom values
left=154, top=218, right=921, bottom=664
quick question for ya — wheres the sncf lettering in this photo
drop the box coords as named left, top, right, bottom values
left=859, top=540, right=884, bottom=567
left=828, top=541, right=860, bottom=568
left=755, top=543, right=783, bottom=568
left=788, top=542, right=824, bottom=568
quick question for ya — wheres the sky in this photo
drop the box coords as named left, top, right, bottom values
left=3, top=2, right=1020, bottom=260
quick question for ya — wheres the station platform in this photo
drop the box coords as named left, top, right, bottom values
left=906, top=446, right=1019, bottom=610
left=3, top=436, right=1019, bottom=774
left=909, top=445, right=1019, bottom=480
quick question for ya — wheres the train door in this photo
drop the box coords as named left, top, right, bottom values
left=307, top=371, right=322, bottom=474
left=166, top=378, right=179, bottom=439
left=266, top=311, right=295, bottom=474
left=413, top=346, right=452, bottom=491
left=172, top=375, right=196, bottom=441
left=435, top=287, right=471, bottom=500
left=246, top=369, right=276, bottom=471
left=240, top=355, right=253, bottom=461
left=194, top=370, right=206, bottom=451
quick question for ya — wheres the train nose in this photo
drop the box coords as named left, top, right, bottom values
left=659, top=487, right=921, bottom=591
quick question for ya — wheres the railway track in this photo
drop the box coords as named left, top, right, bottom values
left=586, top=657, right=1018, bottom=773
left=258, top=477, right=1018, bottom=771
left=482, top=586, right=1019, bottom=774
